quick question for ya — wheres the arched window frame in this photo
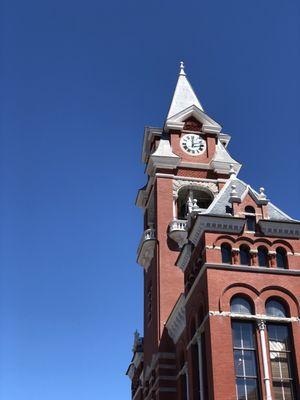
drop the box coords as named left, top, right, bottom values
left=221, top=243, right=232, bottom=264
left=276, top=247, right=288, bottom=269
left=230, top=295, right=261, bottom=399
left=257, top=246, right=269, bottom=268
left=265, top=298, right=296, bottom=399
left=176, top=187, right=213, bottom=219
left=239, top=244, right=251, bottom=266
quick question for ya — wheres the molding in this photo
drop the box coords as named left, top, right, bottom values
left=179, top=161, right=210, bottom=170
left=165, top=294, right=186, bottom=344
left=176, top=243, right=193, bottom=272
left=208, top=310, right=300, bottom=323
left=258, top=220, right=300, bottom=239
left=205, top=263, right=300, bottom=276
left=189, top=215, right=245, bottom=245
left=173, top=179, right=218, bottom=198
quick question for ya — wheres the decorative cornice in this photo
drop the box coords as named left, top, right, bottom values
left=176, top=243, right=193, bottom=272
left=172, top=179, right=218, bottom=198
left=189, top=215, right=245, bottom=245
left=165, top=294, right=186, bottom=344
left=258, top=220, right=300, bottom=239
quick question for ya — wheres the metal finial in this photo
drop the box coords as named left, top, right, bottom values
left=179, top=61, right=186, bottom=76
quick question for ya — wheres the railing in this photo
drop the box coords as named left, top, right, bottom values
left=137, top=228, right=156, bottom=266
left=169, top=219, right=187, bottom=233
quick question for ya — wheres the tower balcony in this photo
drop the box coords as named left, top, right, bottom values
left=137, top=228, right=156, bottom=270
left=168, top=219, right=188, bottom=248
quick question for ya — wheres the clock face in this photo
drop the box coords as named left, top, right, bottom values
left=180, top=134, right=206, bottom=155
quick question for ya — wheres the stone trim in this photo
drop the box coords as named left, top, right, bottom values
left=173, top=179, right=218, bottom=198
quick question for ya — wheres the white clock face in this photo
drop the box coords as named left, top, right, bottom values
left=180, top=134, right=206, bottom=155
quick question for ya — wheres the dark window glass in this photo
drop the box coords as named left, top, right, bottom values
left=246, top=216, right=256, bottom=231
left=258, top=247, right=269, bottom=267
left=181, top=373, right=188, bottom=400
left=245, top=206, right=256, bottom=232
left=231, top=297, right=253, bottom=316
left=266, top=299, right=287, bottom=318
left=240, top=245, right=251, bottom=266
left=276, top=248, right=287, bottom=269
left=232, top=321, right=260, bottom=400
left=268, top=324, right=296, bottom=400
left=221, top=243, right=232, bottom=264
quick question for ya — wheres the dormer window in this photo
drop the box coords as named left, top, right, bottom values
left=177, top=187, right=213, bottom=219
left=244, top=206, right=256, bottom=232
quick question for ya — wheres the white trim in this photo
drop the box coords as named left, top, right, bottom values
left=257, top=321, right=272, bottom=400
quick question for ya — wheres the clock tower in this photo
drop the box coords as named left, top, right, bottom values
left=127, top=64, right=300, bottom=400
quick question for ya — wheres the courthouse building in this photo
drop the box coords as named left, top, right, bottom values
left=126, top=63, right=300, bottom=400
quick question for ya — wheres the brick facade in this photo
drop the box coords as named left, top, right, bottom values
left=127, top=65, right=300, bottom=400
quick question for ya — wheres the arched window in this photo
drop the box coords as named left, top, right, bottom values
left=177, top=187, right=213, bottom=219
left=266, top=298, right=287, bottom=318
left=231, top=296, right=260, bottom=399
left=245, top=206, right=256, bottom=232
left=240, top=245, right=251, bottom=266
left=231, top=296, right=253, bottom=315
left=258, top=246, right=269, bottom=267
left=221, top=243, right=232, bottom=264
left=266, top=299, right=296, bottom=399
left=276, top=247, right=288, bottom=269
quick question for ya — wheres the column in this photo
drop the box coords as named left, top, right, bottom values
left=232, top=248, right=239, bottom=265
left=257, top=320, right=272, bottom=400
left=250, top=249, right=258, bottom=266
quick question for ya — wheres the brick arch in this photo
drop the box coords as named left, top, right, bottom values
left=214, top=235, right=235, bottom=246
left=253, top=238, right=272, bottom=247
left=271, top=240, right=294, bottom=253
left=259, top=286, right=300, bottom=316
left=235, top=236, right=255, bottom=246
left=219, top=283, right=259, bottom=314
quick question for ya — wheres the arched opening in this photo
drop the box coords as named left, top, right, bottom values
left=265, top=298, right=296, bottom=399
left=239, top=245, right=251, bottom=266
left=244, top=206, right=256, bottom=232
left=276, top=247, right=288, bottom=269
left=230, top=296, right=253, bottom=315
left=266, top=298, right=288, bottom=318
left=177, top=187, right=213, bottom=219
left=258, top=246, right=269, bottom=267
left=231, top=296, right=260, bottom=400
left=221, top=243, right=232, bottom=264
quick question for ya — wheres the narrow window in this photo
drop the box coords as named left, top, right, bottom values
left=245, top=206, right=256, bottom=232
left=232, top=321, right=260, bottom=400
left=258, top=246, right=269, bottom=267
left=276, top=248, right=288, bottom=269
left=267, top=324, right=296, bottom=400
left=240, top=245, right=251, bottom=266
left=266, top=299, right=296, bottom=399
left=221, top=243, right=232, bottom=264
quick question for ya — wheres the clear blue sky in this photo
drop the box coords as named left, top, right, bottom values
left=1, top=0, right=299, bottom=399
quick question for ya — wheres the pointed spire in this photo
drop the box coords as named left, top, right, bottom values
left=167, top=62, right=204, bottom=119
left=179, top=61, right=186, bottom=76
